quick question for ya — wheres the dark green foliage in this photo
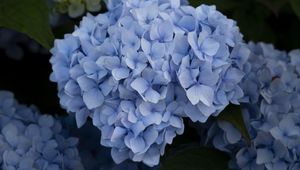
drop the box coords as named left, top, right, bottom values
left=219, top=104, right=251, bottom=142
left=160, top=146, right=230, bottom=170
left=290, top=0, right=300, bottom=19
left=0, top=0, right=54, bottom=49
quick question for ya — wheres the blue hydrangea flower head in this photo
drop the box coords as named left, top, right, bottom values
left=0, top=91, right=84, bottom=170
left=92, top=84, right=185, bottom=167
left=50, top=1, right=188, bottom=166
left=50, top=0, right=250, bottom=166
left=204, top=42, right=300, bottom=169
left=168, top=4, right=250, bottom=123
left=63, top=115, right=157, bottom=170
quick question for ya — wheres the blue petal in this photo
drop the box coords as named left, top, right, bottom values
left=178, top=68, right=195, bottom=89
left=52, top=64, right=70, bottom=81
left=96, top=56, right=120, bottom=70
left=77, top=75, right=96, bottom=91
left=142, top=147, right=160, bottom=167
left=2, top=123, right=19, bottom=147
left=19, top=158, right=34, bottom=169
left=198, top=69, right=219, bottom=86
left=69, top=64, right=84, bottom=80
left=151, top=42, right=165, bottom=59
left=82, top=61, right=99, bottom=75
left=3, top=151, right=20, bottom=166
left=131, top=121, right=146, bottom=136
left=131, top=78, right=149, bottom=94
left=133, top=5, right=158, bottom=25
left=200, top=38, right=220, bottom=56
left=99, top=77, right=117, bottom=96
left=111, top=148, right=129, bottom=164
left=144, top=88, right=161, bottom=104
left=76, top=108, right=89, bottom=128
left=38, top=115, right=54, bottom=127
left=224, top=67, right=245, bottom=84
left=188, top=32, right=203, bottom=59
left=112, top=68, right=130, bottom=80
left=143, top=113, right=162, bottom=126
left=40, top=127, right=53, bottom=140
left=111, top=127, right=127, bottom=142
left=139, top=102, right=152, bottom=116
left=165, top=130, right=176, bottom=144
left=130, top=137, right=146, bottom=153
left=184, top=103, right=208, bottom=122
left=121, top=30, right=140, bottom=50
left=178, top=16, right=196, bottom=32
left=218, top=121, right=241, bottom=144
left=64, top=80, right=80, bottom=96
left=143, top=127, right=158, bottom=146
left=169, top=116, right=183, bottom=128
left=83, top=88, right=104, bottom=109
left=186, top=84, right=214, bottom=106
left=196, top=102, right=216, bottom=117
left=256, top=148, right=274, bottom=164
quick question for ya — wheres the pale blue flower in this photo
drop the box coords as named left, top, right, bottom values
left=169, top=5, right=249, bottom=122
left=203, top=43, right=300, bottom=169
left=236, top=147, right=264, bottom=170
left=93, top=84, right=185, bottom=167
left=50, top=1, right=189, bottom=166
left=289, top=49, right=300, bottom=76
left=62, top=115, right=157, bottom=170
left=0, top=91, right=83, bottom=170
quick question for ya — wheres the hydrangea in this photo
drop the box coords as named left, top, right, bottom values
left=50, top=0, right=249, bottom=166
left=50, top=1, right=187, bottom=166
left=63, top=115, right=157, bottom=170
left=169, top=5, right=250, bottom=122
left=0, top=91, right=84, bottom=170
left=93, top=84, right=185, bottom=167
left=204, top=42, right=300, bottom=170
left=54, top=0, right=102, bottom=18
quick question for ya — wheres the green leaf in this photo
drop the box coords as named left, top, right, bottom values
left=255, top=0, right=287, bottom=15
left=290, top=0, right=300, bottom=19
left=218, top=104, right=251, bottom=142
left=0, top=0, right=55, bottom=49
left=160, top=147, right=230, bottom=170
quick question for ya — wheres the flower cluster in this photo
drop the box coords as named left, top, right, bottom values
left=63, top=115, right=157, bottom=170
left=170, top=4, right=250, bottom=122
left=50, top=1, right=183, bottom=166
left=53, top=0, right=102, bottom=18
left=0, top=91, right=84, bottom=170
left=50, top=0, right=248, bottom=166
left=205, top=42, right=300, bottom=170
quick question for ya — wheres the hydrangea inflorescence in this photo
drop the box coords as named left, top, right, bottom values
left=63, top=114, right=157, bottom=170
left=205, top=43, right=300, bottom=170
left=170, top=5, right=250, bottom=122
left=0, top=91, right=84, bottom=170
left=50, top=0, right=248, bottom=166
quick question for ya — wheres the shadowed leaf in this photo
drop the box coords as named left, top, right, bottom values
left=0, top=0, right=55, bottom=49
